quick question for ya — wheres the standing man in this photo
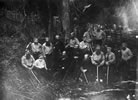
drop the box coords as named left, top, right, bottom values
left=91, top=45, right=105, bottom=82
left=120, top=43, right=133, bottom=80
left=105, top=47, right=116, bottom=84
left=83, top=26, right=94, bottom=53
left=94, top=28, right=106, bottom=46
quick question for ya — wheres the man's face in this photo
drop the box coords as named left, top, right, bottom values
left=45, top=37, right=49, bottom=42
left=84, top=54, right=89, bottom=60
left=122, top=43, right=126, bottom=50
left=34, top=38, right=38, bottom=44
left=122, top=43, right=126, bottom=47
left=62, top=51, right=66, bottom=56
left=26, top=53, right=31, bottom=59
left=71, top=33, right=75, bottom=38
left=107, top=48, right=111, bottom=53
left=107, top=36, right=111, bottom=41
left=56, top=35, right=60, bottom=40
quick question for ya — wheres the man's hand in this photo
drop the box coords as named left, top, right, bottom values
left=44, top=55, right=46, bottom=58
left=80, top=67, right=87, bottom=73
left=45, top=67, right=48, bottom=70
left=29, top=66, right=33, bottom=70
left=94, top=63, right=98, bottom=66
left=105, top=61, right=109, bottom=65
left=98, top=63, right=102, bottom=67
left=29, top=67, right=32, bottom=70
left=122, top=58, right=128, bottom=62
left=80, top=67, right=83, bottom=71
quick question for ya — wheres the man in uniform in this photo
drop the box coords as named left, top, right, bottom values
left=120, top=43, right=133, bottom=80
left=21, top=51, right=35, bottom=69
left=105, top=47, right=116, bottom=84
left=42, top=37, right=53, bottom=69
left=53, top=35, right=65, bottom=70
left=83, top=26, right=94, bottom=53
left=30, top=38, right=42, bottom=59
left=91, top=45, right=105, bottom=82
left=32, top=54, right=48, bottom=80
left=66, top=32, right=80, bottom=61
left=94, top=28, right=106, bottom=46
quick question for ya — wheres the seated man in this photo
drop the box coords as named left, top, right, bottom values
left=104, top=35, right=114, bottom=49
left=21, top=51, right=35, bottom=69
left=66, top=32, right=80, bottom=60
left=42, top=37, right=53, bottom=69
left=33, top=54, right=47, bottom=70
left=29, top=38, right=42, bottom=59
left=105, top=47, right=116, bottom=84
left=79, top=37, right=90, bottom=54
left=91, top=45, right=105, bottom=81
left=42, top=37, right=53, bottom=57
left=32, top=54, right=48, bottom=79
left=66, top=32, right=79, bottom=48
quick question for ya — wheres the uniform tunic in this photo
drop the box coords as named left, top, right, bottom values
left=33, top=58, right=47, bottom=69
left=120, top=47, right=133, bottom=80
left=91, top=51, right=105, bottom=80
left=42, top=42, right=53, bottom=55
left=121, top=48, right=133, bottom=61
left=31, top=43, right=42, bottom=53
left=68, top=38, right=79, bottom=48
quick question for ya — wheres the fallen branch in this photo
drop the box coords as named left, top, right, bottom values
left=11, top=92, right=33, bottom=100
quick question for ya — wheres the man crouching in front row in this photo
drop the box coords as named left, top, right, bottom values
left=21, top=52, right=49, bottom=81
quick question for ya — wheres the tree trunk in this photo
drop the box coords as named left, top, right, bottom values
left=62, top=0, right=70, bottom=41
left=47, top=0, right=53, bottom=40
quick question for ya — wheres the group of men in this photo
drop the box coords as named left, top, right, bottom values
left=21, top=24, right=133, bottom=85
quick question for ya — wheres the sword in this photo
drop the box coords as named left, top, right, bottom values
left=96, top=65, right=99, bottom=82
left=106, top=65, right=110, bottom=85
left=30, top=69, right=41, bottom=84
left=81, top=68, right=88, bottom=84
